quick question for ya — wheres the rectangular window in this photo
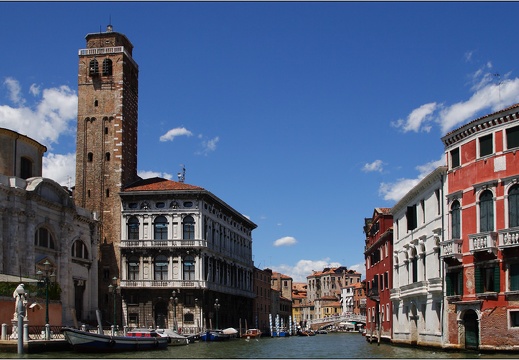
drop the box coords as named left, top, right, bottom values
left=446, top=270, right=463, bottom=296
left=507, top=125, right=519, bottom=150
left=406, top=205, right=417, bottom=231
left=511, top=311, right=519, bottom=328
left=475, top=265, right=500, bottom=293
left=509, top=263, right=519, bottom=291
left=384, top=272, right=389, bottom=290
left=479, top=134, right=493, bottom=157
left=451, top=147, right=460, bottom=168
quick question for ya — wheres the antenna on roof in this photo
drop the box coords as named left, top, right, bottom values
left=177, top=164, right=186, bottom=183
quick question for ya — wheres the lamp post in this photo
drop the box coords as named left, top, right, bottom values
left=108, top=277, right=120, bottom=335
left=214, top=298, right=220, bottom=330
left=170, top=290, right=178, bottom=331
left=37, top=260, right=55, bottom=340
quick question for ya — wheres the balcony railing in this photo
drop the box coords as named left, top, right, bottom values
left=120, top=239, right=207, bottom=249
left=120, top=279, right=206, bottom=289
left=498, top=227, right=519, bottom=250
left=440, top=238, right=463, bottom=261
left=399, top=281, right=428, bottom=298
left=469, top=231, right=498, bottom=255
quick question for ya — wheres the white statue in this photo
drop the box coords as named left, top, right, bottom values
left=12, top=284, right=26, bottom=320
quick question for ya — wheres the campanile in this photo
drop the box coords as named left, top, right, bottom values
left=75, top=25, right=139, bottom=308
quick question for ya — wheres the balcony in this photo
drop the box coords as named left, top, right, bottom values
left=120, top=239, right=207, bottom=249
left=120, top=279, right=206, bottom=289
left=440, top=239, right=463, bottom=261
left=367, top=289, right=379, bottom=301
left=498, top=227, right=519, bottom=250
left=469, top=231, right=498, bottom=255
left=399, top=281, right=428, bottom=299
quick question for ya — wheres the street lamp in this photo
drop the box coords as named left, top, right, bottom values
left=214, top=298, right=220, bottom=330
left=108, top=277, right=120, bottom=334
left=37, top=260, right=56, bottom=333
left=170, top=290, right=178, bottom=331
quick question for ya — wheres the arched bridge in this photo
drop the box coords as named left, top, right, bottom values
left=307, top=314, right=366, bottom=330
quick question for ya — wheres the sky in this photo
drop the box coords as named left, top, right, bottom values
left=3, top=1, right=519, bottom=282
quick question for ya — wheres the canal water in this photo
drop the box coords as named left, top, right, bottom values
left=5, top=332, right=517, bottom=359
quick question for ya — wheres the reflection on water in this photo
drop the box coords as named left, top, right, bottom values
left=8, top=332, right=518, bottom=359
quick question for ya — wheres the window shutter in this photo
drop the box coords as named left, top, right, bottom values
left=510, top=264, right=519, bottom=291
left=475, top=267, right=482, bottom=294
left=494, top=265, right=500, bottom=293
left=446, top=273, right=453, bottom=296
left=510, top=186, right=519, bottom=228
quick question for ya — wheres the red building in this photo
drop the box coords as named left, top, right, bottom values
left=363, top=208, right=393, bottom=342
left=441, top=104, right=519, bottom=351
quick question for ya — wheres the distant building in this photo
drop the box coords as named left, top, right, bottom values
left=364, top=208, right=393, bottom=341
left=291, top=282, right=307, bottom=327
left=253, top=267, right=272, bottom=333
left=352, top=281, right=366, bottom=316
left=441, top=104, right=519, bottom=351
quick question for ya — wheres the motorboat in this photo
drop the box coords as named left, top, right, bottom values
left=62, top=327, right=168, bottom=352
left=241, top=328, right=262, bottom=339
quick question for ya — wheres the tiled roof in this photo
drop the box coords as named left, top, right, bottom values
left=123, top=177, right=204, bottom=192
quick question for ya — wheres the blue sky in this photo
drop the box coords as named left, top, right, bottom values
left=3, top=2, right=519, bottom=282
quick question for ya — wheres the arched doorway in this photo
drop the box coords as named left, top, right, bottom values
left=155, top=301, right=168, bottom=329
left=464, top=310, right=479, bottom=350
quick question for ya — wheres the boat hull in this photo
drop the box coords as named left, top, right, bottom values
left=62, top=327, right=169, bottom=352
left=200, top=330, right=230, bottom=341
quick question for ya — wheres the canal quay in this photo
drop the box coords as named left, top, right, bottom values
left=1, top=333, right=517, bottom=359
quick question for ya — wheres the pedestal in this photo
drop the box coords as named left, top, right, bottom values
left=9, top=319, right=28, bottom=340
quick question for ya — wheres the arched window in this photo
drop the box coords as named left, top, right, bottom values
left=451, top=200, right=461, bottom=239
left=105, top=152, right=110, bottom=161
left=102, top=58, right=113, bottom=76
left=87, top=152, right=93, bottom=162
left=154, top=255, right=168, bottom=280
left=183, top=216, right=195, bottom=240
left=89, top=59, right=99, bottom=76
left=127, top=217, right=140, bottom=240
left=509, top=185, right=519, bottom=228
left=34, top=227, right=55, bottom=249
left=71, top=240, right=88, bottom=259
left=411, top=248, right=418, bottom=283
left=183, top=256, right=195, bottom=280
left=154, top=216, right=168, bottom=240
left=480, top=190, right=494, bottom=232
left=128, top=256, right=140, bottom=280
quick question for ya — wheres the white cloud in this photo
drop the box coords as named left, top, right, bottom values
left=0, top=79, right=77, bottom=147
left=362, top=159, right=384, bottom=173
left=348, top=263, right=366, bottom=280
left=196, top=136, right=220, bottom=156
left=393, top=65, right=519, bottom=136
left=273, top=236, right=297, bottom=247
left=391, top=102, right=438, bottom=133
left=42, top=152, right=76, bottom=187
left=159, top=127, right=193, bottom=142
left=137, top=170, right=173, bottom=180
left=378, top=157, right=445, bottom=202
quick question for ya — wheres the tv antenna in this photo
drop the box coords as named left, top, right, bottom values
left=177, top=164, right=186, bottom=183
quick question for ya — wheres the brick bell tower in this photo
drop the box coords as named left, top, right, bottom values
left=74, top=24, right=139, bottom=315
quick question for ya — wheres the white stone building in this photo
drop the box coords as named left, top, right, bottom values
left=118, top=177, right=256, bottom=333
left=0, top=128, right=99, bottom=326
left=390, top=166, right=447, bottom=348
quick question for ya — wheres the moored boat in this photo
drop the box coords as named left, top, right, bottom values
left=200, top=329, right=231, bottom=342
left=128, top=328, right=190, bottom=346
left=62, top=327, right=169, bottom=352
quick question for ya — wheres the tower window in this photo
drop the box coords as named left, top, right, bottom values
left=20, top=157, right=33, bottom=179
left=105, top=152, right=110, bottom=161
left=89, top=59, right=99, bottom=76
left=102, top=58, right=112, bottom=76
left=104, top=127, right=108, bottom=135
left=94, top=100, right=98, bottom=107
left=106, top=189, right=110, bottom=198
left=87, top=190, right=91, bottom=198
left=87, top=152, right=93, bottom=162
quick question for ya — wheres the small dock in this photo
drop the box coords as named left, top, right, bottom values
left=0, top=339, right=70, bottom=353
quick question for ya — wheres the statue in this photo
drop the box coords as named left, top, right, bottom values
left=12, top=284, right=27, bottom=320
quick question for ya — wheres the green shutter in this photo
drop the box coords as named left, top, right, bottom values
left=475, top=267, right=483, bottom=294
left=446, top=273, right=453, bottom=296
left=511, top=264, right=519, bottom=291
left=494, top=265, right=500, bottom=293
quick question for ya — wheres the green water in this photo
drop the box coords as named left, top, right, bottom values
left=6, top=332, right=517, bottom=359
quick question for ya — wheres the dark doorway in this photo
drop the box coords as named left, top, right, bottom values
left=464, top=310, right=479, bottom=350
left=155, top=301, right=168, bottom=329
